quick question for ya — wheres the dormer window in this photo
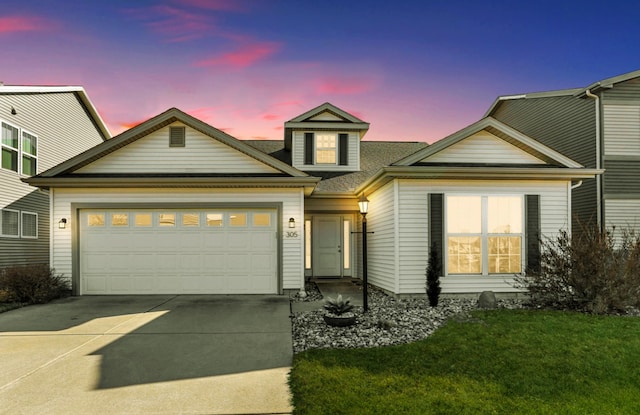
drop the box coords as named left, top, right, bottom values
left=304, top=132, right=349, bottom=166
left=316, top=133, right=337, bottom=164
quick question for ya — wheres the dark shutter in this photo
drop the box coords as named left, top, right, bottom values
left=304, top=133, right=314, bottom=165
left=339, top=133, right=348, bottom=165
left=429, top=193, right=444, bottom=275
left=525, top=194, right=541, bottom=273
left=169, top=126, right=186, bottom=147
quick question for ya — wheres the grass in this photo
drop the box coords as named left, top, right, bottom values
left=289, top=310, right=640, bottom=414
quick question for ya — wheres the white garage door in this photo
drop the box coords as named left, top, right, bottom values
left=79, top=209, right=277, bottom=294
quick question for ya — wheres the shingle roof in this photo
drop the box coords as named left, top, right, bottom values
left=244, top=140, right=429, bottom=193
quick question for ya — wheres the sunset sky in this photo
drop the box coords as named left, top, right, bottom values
left=2, top=0, right=639, bottom=143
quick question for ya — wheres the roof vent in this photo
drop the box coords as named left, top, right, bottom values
left=169, top=126, right=186, bottom=147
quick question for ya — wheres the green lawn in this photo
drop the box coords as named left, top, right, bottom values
left=289, top=310, right=640, bottom=414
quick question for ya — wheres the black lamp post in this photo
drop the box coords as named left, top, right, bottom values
left=358, top=194, right=369, bottom=312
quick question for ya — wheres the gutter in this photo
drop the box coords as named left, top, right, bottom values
left=585, top=88, right=602, bottom=229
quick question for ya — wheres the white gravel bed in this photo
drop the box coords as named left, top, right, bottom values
left=291, top=286, right=524, bottom=353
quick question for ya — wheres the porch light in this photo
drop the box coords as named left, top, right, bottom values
left=358, top=194, right=369, bottom=215
left=289, top=218, right=296, bottom=228
left=58, top=218, right=67, bottom=229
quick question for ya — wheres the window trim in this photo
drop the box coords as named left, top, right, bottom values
left=445, top=194, right=524, bottom=276
left=21, top=129, right=38, bottom=176
left=1, top=121, right=20, bottom=173
left=20, top=211, right=38, bottom=239
left=304, top=131, right=349, bottom=166
left=315, top=133, right=337, bottom=165
left=0, top=208, right=20, bottom=238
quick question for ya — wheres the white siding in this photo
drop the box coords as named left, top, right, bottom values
left=423, top=131, right=545, bottom=164
left=603, top=104, right=640, bottom=156
left=366, top=181, right=397, bottom=292
left=391, top=179, right=570, bottom=294
left=291, top=131, right=360, bottom=171
left=76, top=122, right=279, bottom=174
left=52, top=187, right=304, bottom=291
left=309, top=112, right=343, bottom=121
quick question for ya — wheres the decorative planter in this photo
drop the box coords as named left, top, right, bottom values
left=323, top=314, right=357, bottom=327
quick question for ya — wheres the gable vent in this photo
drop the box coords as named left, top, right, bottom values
left=169, top=126, right=186, bottom=147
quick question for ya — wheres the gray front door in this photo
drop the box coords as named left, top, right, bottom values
left=312, top=216, right=342, bottom=277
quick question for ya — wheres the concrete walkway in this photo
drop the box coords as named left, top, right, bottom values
left=0, top=295, right=293, bottom=415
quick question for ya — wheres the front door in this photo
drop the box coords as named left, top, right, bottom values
left=312, top=216, right=342, bottom=277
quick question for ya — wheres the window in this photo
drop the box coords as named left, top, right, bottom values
left=88, top=213, right=105, bottom=227
left=21, top=212, right=37, bottom=238
left=229, top=213, right=247, bottom=226
left=206, top=213, right=223, bottom=227
left=21, top=131, right=37, bottom=175
left=1, top=122, right=19, bottom=172
left=316, top=134, right=336, bottom=164
left=1, top=122, right=38, bottom=175
left=182, top=213, right=200, bottom=226
left=135, top=213, right=152, bottom=227
left=343, top=219, right=351, bottom=270
left=1, top=209, right=19, bottom=237
left=253, top=213, right=271, bottom=227
left=159, top=213, right=176, bottom=226
left=446, top=195, right=522, bottom=275
left=111, top=213, right=129, bottom=226
left=305, top=219, right=312, bottom=269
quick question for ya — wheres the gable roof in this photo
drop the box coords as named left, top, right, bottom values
left=246, top=140, right=429, bottom=194
left=394, top=117, right=583, bottom=168
left=37, top=107, right=308, bottom=178
left=485, top=69, right=640, bottom=116
left=0, top=84, right=111, bottom=140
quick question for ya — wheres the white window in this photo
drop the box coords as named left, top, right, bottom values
left=1, top=122, right=38, bottom=175
left=343, top=219, right=351, bottom=270
left=316, top=133, right=336, bottom=164
left=1, top=209, right=20, bottom=237
left=21, top=211, right=38, bottom=238
left=446, top=195, right=523, bottom=275
left=305, top=219, right=312, bottom=269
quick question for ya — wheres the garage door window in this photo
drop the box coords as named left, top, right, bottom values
left=159, top=213, right=175, bottom=227
left=88, top=213, right=105, bottom=227
left=111, top=213, right=128, bottom=226
left=135, top=213, right=152, bottom=227
left=182, top=213, right=200, bottom=226
left=253, top=213, right=271, bottom=227
left=206, top=213, right=223, bottom=227
left=230, top=213, right=246, bottom=226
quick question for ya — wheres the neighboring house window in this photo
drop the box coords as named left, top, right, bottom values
left=1, top=121, right=38, bottom=175
left=1, top=209, right=20, bottom=237
left=446, top=195, right=522, bottom=275
left=22, top=131, right=37, bottom=176
left=21, top=211, right=38, bottom=238
left=303, top=132, right=349, bottom=166
left=1, top=122, right=19, bottom=172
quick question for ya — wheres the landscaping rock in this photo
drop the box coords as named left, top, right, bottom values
left=478, top=291, right=497, bottom=309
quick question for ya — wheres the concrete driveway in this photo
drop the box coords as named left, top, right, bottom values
left=0, top=295, right=293, bottom=414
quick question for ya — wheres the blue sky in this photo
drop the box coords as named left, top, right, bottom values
left=1, top=0, right=639, bottom=142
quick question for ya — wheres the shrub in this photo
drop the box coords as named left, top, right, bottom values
left=323, top=294, right=354, bottom=316
left=515, top=224, right=640, bottom=314
left=0, top=264, right=69, bottom=304
left=426, top=244, right=442, bottom=307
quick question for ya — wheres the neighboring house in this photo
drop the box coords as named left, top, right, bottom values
left=0, top=86, right=110, bottom=267
left=25, top=103, right=599, bottom=296
left=486, top=69, right=640, bottom=234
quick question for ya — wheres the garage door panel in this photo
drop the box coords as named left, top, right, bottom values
left=80, top=209, right=278, bottom=294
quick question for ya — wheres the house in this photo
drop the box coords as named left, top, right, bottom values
left=486, top=69, right=640, bottom=235
left=0, top=86, right=110, bottom=267
left=25, top=103, right=600, bottom=296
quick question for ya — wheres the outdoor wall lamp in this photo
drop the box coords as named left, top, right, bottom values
left=58, top=218, right=67, bottom=229
left=289, top=217, right=296, bottom=228
left=10, top=106, right=17, bottom=115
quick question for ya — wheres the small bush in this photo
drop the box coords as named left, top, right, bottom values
left=426, top=244, right=442, bottom=307
left=0, top=264, right=69, bottom=304
left=515, top=224, right=640, bottom=314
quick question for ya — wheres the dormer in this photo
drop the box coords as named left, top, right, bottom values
left=284, top=103, right=369, bottom=171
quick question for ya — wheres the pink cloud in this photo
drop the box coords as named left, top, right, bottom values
left=262, top=113, right=279, bottom=121
left=315, top=76, right=375, bottom=95
left=0, top=15, right=56, bottom=34
left=196, top=41, right=281, bottom=68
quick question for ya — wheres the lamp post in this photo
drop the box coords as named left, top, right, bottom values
left=358, top=194, right=369, bottom=312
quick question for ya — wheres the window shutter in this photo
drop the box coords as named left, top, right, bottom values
left=525, top=194, right=541, bottom=273
left=169, top=126, right=186, bottom=147
left=429, top=193, right=444, bottom=275
left=338, top=133, right=348, bottom=165
left=304, top=132, right=314, bottom=165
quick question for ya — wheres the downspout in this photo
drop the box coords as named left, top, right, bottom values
left=585, top=89, right=602, bottom=230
